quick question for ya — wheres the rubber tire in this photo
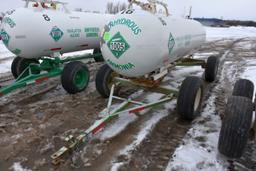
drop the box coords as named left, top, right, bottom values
left=218, top=96, right=253, bottom=158
left=95, top=64, right=115, bottom=98
left=61, top=61, right=90, bottom=94
left=205, top=56, right=219, bottom=82
left=232, top=79, right=254, bottom=100
left=11, top=56, right=39, bottom=78
left=177, top=76, right=204, bottom=120
left=11, top=57, right=21, bottom=78
left=93, top=49, right=104, bottom=62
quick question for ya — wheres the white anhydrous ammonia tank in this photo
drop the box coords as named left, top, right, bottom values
left=101, top=10, right=206, bottom=78
left=0, top=7, right=111, bottom=59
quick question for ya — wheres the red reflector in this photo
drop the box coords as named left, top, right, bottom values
left=92, top=122, right=105, bottom=135
left=0, top=92, right=4, bottom=97
left=35, top=76, right=49, bottom=83
left=50, top=48, right=62, bottom=51
left=129, top=107, right=145, bottom=114
left=80, top=44, right=89, bottom=47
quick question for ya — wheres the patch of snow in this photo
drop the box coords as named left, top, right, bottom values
left=99, top=112, right=137, bottom=140
left=242, top=59, right=256, bottom=98
left=144, top=92, right=163, bottom=103
left=111, top=162, right=124, bottom=171
left=0, top=59, right=12, bottom=73
left=206, top=26, right=256, bottom=41
left=11, top=134, right=23, bottom=143
left=193, top=52, right=219, bottom=59
left=62, top=49, right=93, bottom=58
left=122, top=101, right=176, bottom=154
left=0, top=134, right=23, bottom=145
left=170, top=66, right=203, bottom=80
left=121, top=111, right=166, bottom=153
left=98, top=92, right=162, bottom=140
left=95, top=91, right=144, bottom=140
left=0, top=42, right=15, bottom=59
left=0, top=42, right=14, bottom=73
left=111, top=100, right=176, bottom=170
left=235, top=41, right=253, bottom=50
left=10, top=162, right=31, bottom=171
left=165, top=95, right=228, bottom=171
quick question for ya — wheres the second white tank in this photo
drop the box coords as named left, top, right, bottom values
left=0, top=6, right=112, bottom=59
left=101, top=9, right=206, bottom=78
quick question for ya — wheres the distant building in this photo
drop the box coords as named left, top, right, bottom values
left=194, top=18, right=225, bottom=27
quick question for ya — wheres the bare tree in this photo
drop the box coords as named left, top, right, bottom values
left=74, top=8, right=82, bottom=12
left=0, top=12, right=4, bottom=22
left=106, top=2, right=114, bottom=13
left=106, top=1, right=127, bottom=14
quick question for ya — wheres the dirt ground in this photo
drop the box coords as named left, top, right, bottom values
left=0, top=38, right=256, bottom=171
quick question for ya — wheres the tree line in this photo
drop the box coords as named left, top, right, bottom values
left=106, top=1, right=127, bottom=14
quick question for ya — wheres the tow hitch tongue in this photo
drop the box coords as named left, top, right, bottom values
left=51, top=81, right=176, bottom=165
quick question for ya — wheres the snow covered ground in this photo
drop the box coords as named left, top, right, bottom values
left=206, top=26, right=256, bottom=41
left=0, top=42, right=14, bottom=59
left=82, top=26, right=256, bottom=170
left=165, top=28, right=256, bottom=170
left=0, top=42, right=15, bottom=74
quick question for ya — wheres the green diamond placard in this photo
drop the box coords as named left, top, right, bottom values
left=107, top=32, right=130, bottom=59
left=50, top=26, right=64, bottom=42
left=168, top=33, right=175, bottom=56
left=0, top=29, right=10, bottom=46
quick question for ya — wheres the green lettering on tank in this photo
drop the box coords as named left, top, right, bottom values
left=3, top=17, right=16, bottom=28
left=86, top=33, right=98, bottom=38
left=107, top=59, right=135, bottom=71
left=107, top=32, right=130, bottom=59
left=50, top=26, right=64, bottom=42
left=84, top=27, right=100, bottom=38
left=0, top=29, right=10, bottom=46
left=67, top=29, right=81, bottom=38
left=168, top=33, right=175, bottom=56
left=175, top=34, right=194, bottom=48
left=107, top=18, right=142, bottom=35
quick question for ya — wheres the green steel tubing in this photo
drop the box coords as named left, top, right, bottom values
left=0, top=64, right=61, bottom=96
left=0, top=53, right=102, bottom=97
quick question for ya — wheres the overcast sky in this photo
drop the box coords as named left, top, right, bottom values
left=0, top=0, right=255, bottom=21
